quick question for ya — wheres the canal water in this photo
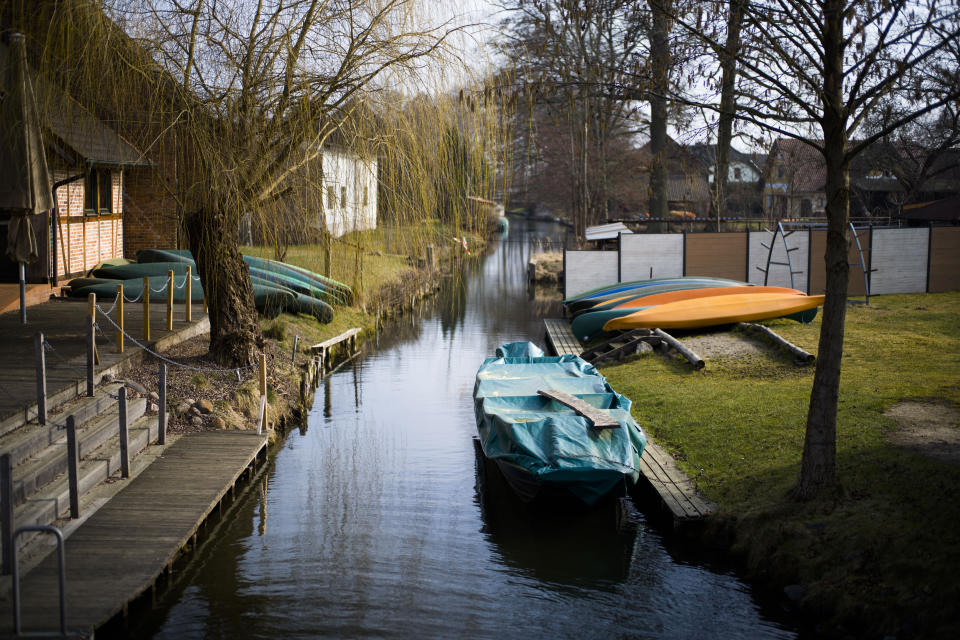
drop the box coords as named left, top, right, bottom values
left=136, top=219, right=797, bottom=639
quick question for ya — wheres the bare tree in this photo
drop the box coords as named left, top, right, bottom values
left=104, top=0, right=458, bottom=366
left=670, top=0, right=960, bottom=498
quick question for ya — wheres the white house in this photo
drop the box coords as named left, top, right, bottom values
left=688, top=144, right=763, bottom=185
left=316, top=145, right=377, bottom=238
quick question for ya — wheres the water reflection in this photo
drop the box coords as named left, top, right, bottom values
left=137, top=219, right=798, bottom=639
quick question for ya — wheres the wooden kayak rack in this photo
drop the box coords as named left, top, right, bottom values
left=579, top=328, right=705, bottom=370
left=735, top=322, right=815, bottom=364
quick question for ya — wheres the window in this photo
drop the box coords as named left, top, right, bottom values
left=362, top=185, right=368, bottom=207
left=327, top=186, right=336, bottom=209
left=776, top=166, right=785, bottom=179
left=340, top=186, right=347, bottom=208
left=84, top=168, right=113, bottom=215
left=734, top=167, right=742, bottom=180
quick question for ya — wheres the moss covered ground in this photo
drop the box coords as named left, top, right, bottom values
left=601, top=292, right=960, bottom=638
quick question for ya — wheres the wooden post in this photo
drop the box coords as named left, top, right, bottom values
left=143, top=276, right=151, bottom=341
left=87, top=293, right=96, bottom=397
left=116, top=284, right=124, bottom=353
left=1, top=453, right=13, bottom=575
left=158, top=363, right=167, bottom=445
left=259, top=352, right=267, bottom=397
left=66, top=415, right=79, bottom=519
left=167, top=270, right=174, bottom=331
left=118, top=386, right=130, bottom=478
left=185, top=265, right=192, bottom=323
left=292, top=335, right=299, bottom=364
left=34, top=332, right=46, bottom=425
left=426, top=244, right=435, bottom=270
left=259, top=352, right=268, bottom=432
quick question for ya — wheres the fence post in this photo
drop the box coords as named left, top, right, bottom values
left=116, top=284, right=124, bottom=353
left=158, top=363, right=167, bottom=445
left=143, top=276, right=151, bottom=341
left=292, top=335, right=299, bottom=364
left=185, top=265, right=193, bottom=323
left=66, top=416, right=79, bottom=519
left=259, top=352, right=268, bottom=432
left=118, top=386, right=130, bottom=478
left=1, top=453, right=13, bottom=575
left=167, top=270, right=174, bottom=331
left=87, top=293, right=95, bottom=397
left=34, top=332, right=46, bottom=425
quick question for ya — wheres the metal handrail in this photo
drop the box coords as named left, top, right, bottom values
left=11, top=525, right=68, bottom=637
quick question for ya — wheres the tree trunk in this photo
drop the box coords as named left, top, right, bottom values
left=713, top=0, right=745, bottom=230
left=649, top=0, right=671, bottom=220
left=185, top=205, right=263, bottom=368
left=794, top=0, right=848, bottom=500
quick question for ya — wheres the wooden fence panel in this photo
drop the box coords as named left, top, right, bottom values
left=928, top=226, right=960, bottom=293
left=619, top=233, right=683, bottom=281
left=870, top=228, right=929, bottom=294
left=564, top=250, right=619, bottom=298
left=808, top=229, right=870, bottom=296
left=684, top=233, right=748, bottom=281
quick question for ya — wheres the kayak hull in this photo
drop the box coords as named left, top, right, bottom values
left=604, top=293, right=826, bottom=330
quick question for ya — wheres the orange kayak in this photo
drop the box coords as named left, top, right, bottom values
left=611, top=285, right=803, bottom=310
left=603, top=292, right=825, bottom=330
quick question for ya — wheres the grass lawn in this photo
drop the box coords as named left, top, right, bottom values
left=601, top=292, right=960, bottom=638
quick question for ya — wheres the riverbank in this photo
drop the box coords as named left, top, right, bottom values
left=122, top=220, right=493, bottom=443
left=601, top=292, right=960, bottom=639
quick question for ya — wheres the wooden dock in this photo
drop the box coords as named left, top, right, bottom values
left=543, top=318, right=581, bottom=356
left=0, top=430, right=267, bottom=637
left=635, top=440, right=716, bottom=525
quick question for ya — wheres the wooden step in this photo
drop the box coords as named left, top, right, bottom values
left=0, top=383, right=123, bottom=469
left=10, top=398, right=147, bottom=506
left=13, top=412, right=163, bottom=532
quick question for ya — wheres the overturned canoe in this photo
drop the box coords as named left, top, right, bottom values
left=604, top=292, right=825, bottom=331
left=473, top=341, right=646, bottom=506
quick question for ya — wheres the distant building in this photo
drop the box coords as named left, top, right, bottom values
left=637, top=137, right=711, bottom=216
left=316, top=145, right=377, bottom=238
left=763, top=139, right=826, bottom=218
left=687, top=144, right=763, bottom=185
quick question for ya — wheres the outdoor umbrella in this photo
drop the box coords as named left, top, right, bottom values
left=0, top=32, right=53, bottom=323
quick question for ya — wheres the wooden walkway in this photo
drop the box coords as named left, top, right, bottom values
left=0, top=430, right=267, bottom=637
left=543, top=318, right=581, bottom=356
left=636, top=440, right=716, bottom=525
left=0, top=298, right=208, bottom=436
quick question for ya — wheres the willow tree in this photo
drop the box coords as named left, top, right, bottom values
left=106, top=0, right=456, bottom=366
left=671, top=0, right=960, bottom=498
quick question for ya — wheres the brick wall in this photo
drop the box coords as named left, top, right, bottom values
left=51, top=166, right=124, bottom=277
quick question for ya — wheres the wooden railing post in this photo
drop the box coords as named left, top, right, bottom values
left=259, top=352, right=268, bottom=433
left=1, top=453, right=13, bottom=575
left=158, top=363, right=167, bottom=445
left=34, top=332, right=46, bottom=425
left=166, top=270, right=174, bottom=331
left=116, top=284, right=124, bottom=353
left=86, top=293, right=95, bottom=397
left=185, top=265, right=192, bottom=323
left=66, top=416, right=79, bottom=519
left=118, top=386, right=130, bottom=478
left=142, top=276, right=150, bottom=341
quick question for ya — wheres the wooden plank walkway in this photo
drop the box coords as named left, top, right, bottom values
left=0, top=298, right=208, bottom=436
left=543, top=318, right=581, bottom=356
left=0, top=430, right=267, bottom=637
left=636, top=440, right=716, bottom=525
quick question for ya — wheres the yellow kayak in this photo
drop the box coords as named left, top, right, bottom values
left=603, top=292, right=826, bottom=330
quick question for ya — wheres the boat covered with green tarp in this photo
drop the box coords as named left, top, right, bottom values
left=473, top=341, right=646, bottom=506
